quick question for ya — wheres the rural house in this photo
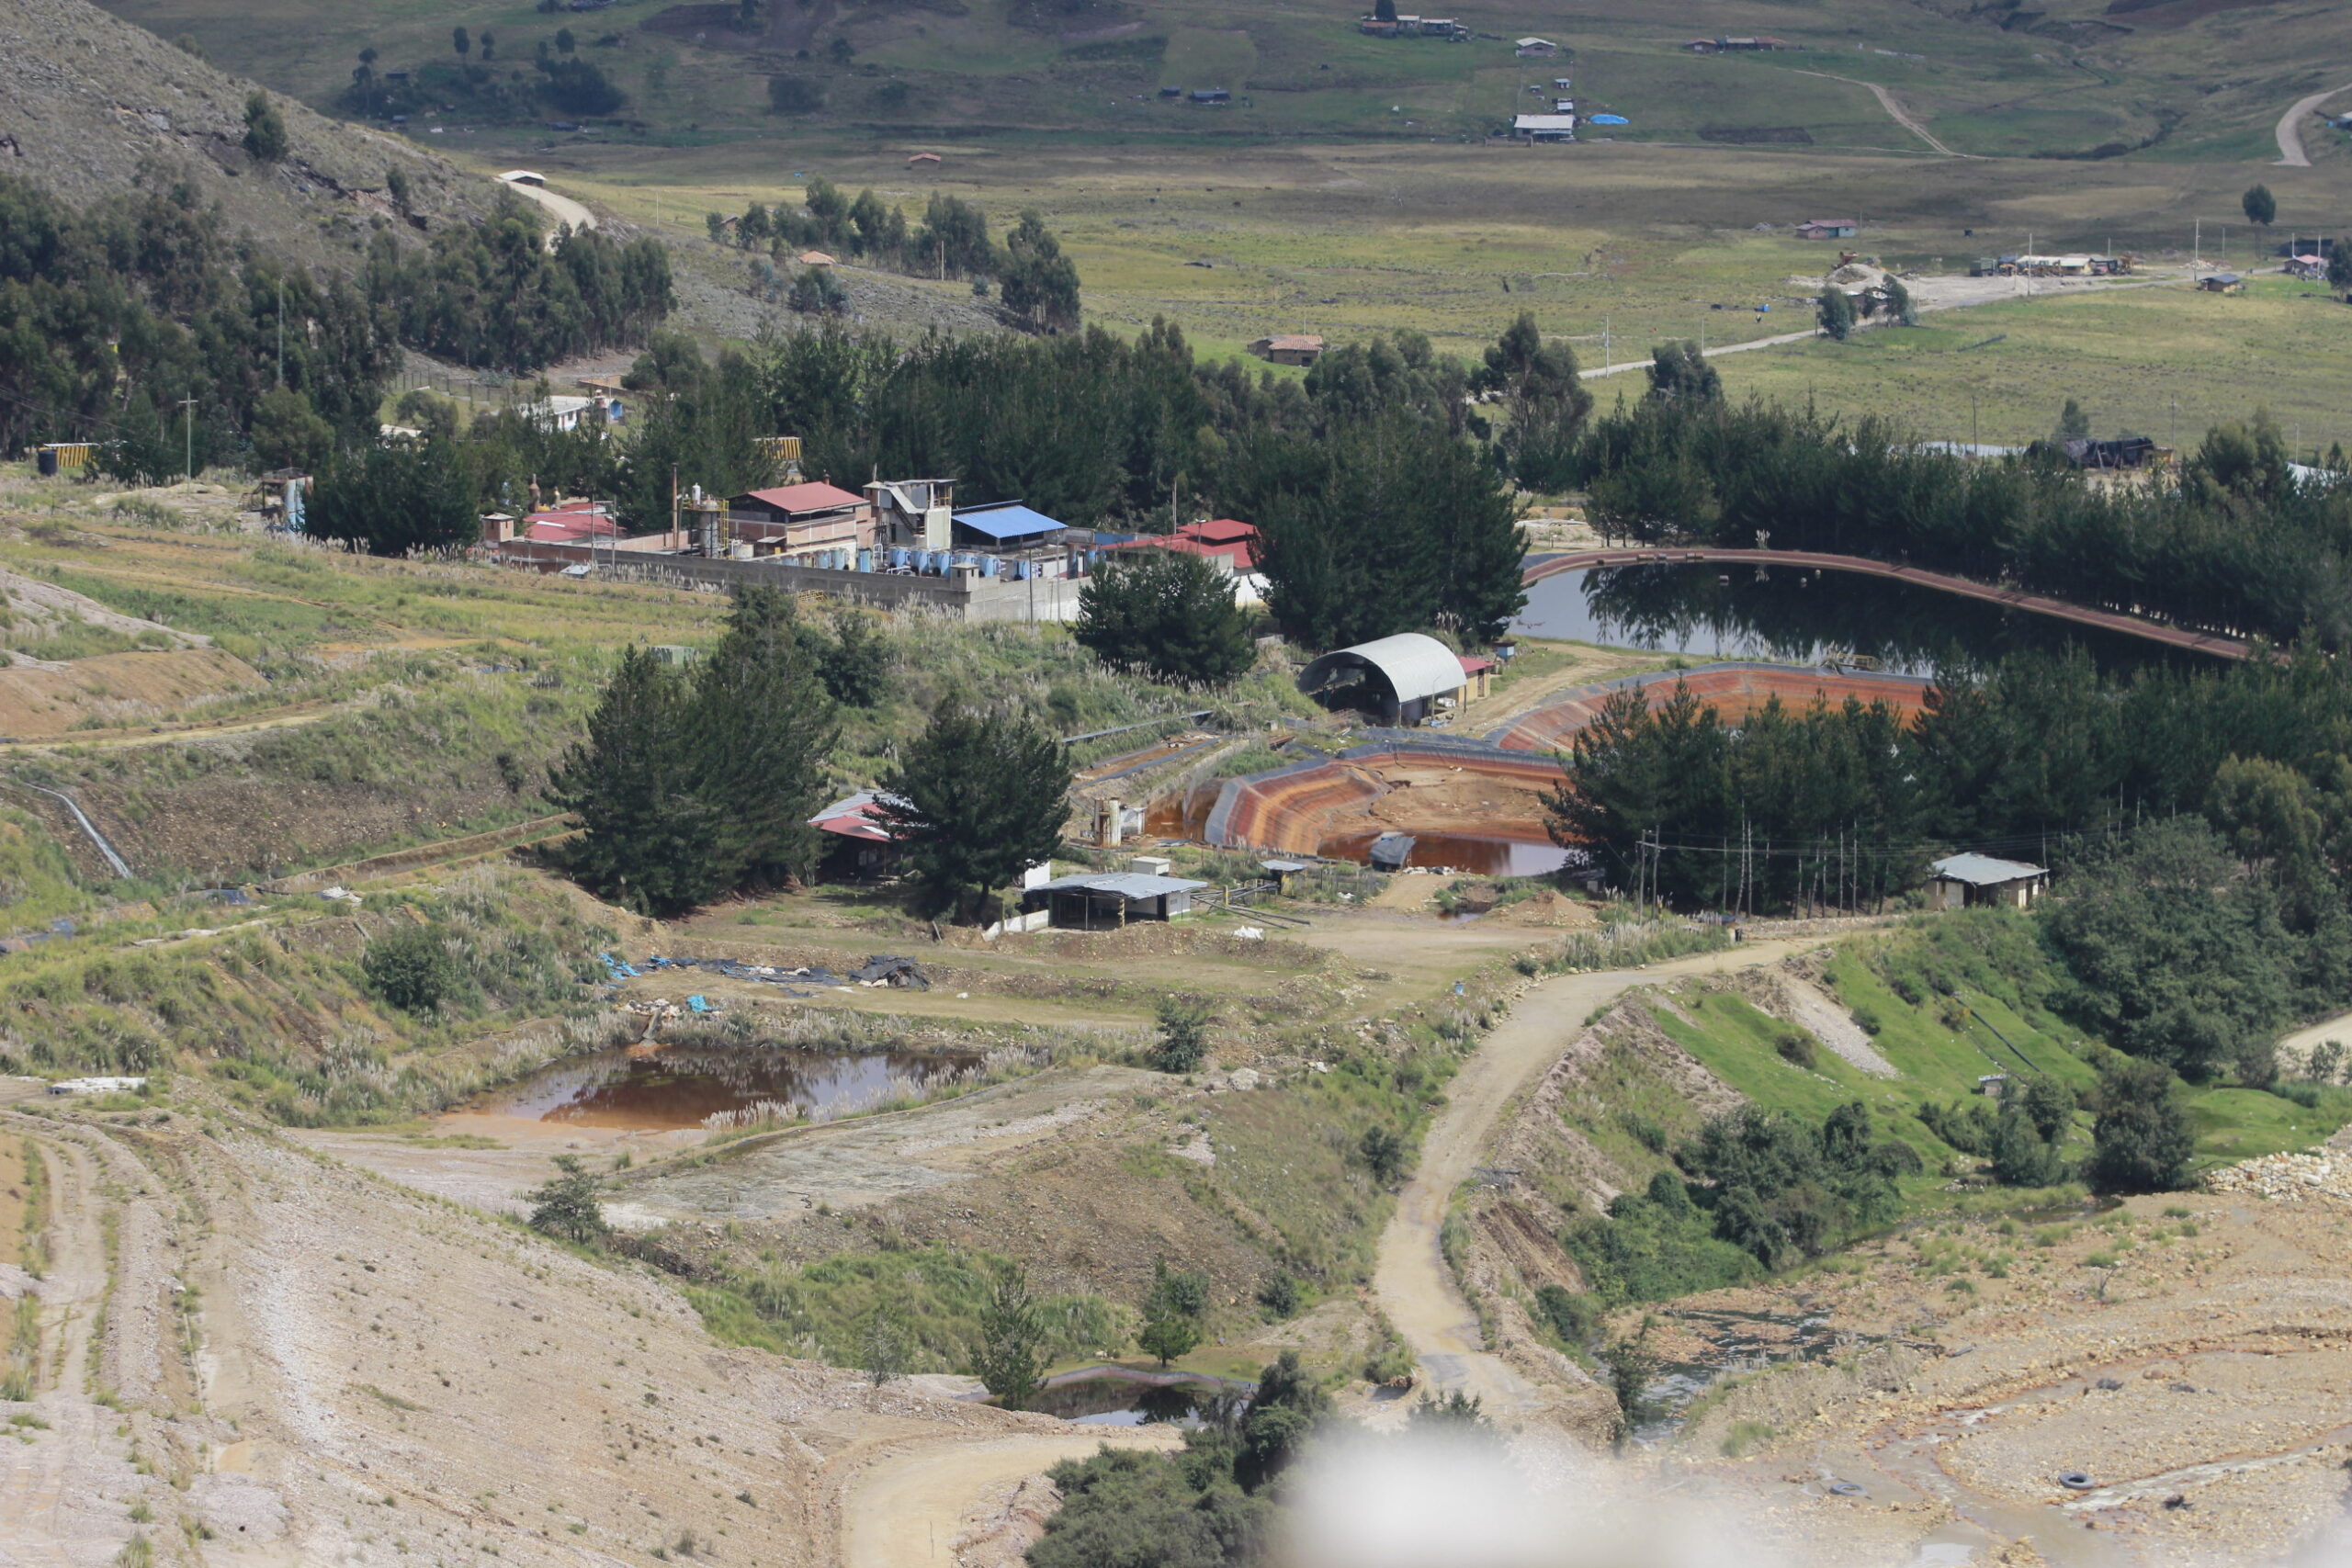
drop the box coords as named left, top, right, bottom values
left=1795, top=218, right=1859, bottom=241
left=2199, top=272, right=2245, bottom=294
left=1515, top=37, right=1558, bottom=56
left=1249, top=333, right=1326, bottom=366
left=1514, top=113, right=1577, bottom=142
left=1928, top=853, right=2049, bottom=910
left=727, top=481, right=875, bottom=564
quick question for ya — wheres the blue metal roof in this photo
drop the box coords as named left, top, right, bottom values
left=953, top=502, right=1065, bottom=541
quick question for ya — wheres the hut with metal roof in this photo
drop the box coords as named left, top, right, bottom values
left=1928, top=853, right=2048, bottom=910
left=1295, top=632, right=1476, bottom=727
left=1024, top=869, right=1208, bottom=929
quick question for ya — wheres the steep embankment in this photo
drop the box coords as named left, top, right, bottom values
left=0, top=0, right=485, bottom=261
left=0, top=1098, right=1098, bottom=1568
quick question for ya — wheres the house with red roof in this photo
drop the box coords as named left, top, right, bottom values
left=1105, top=517, right=1261, bottom=574
left=726, top=481, right=875, bottom=563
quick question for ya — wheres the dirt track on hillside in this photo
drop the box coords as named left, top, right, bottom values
left=1371, top=941, right=1805, bottom=1421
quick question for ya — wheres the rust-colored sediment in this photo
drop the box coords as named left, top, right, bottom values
left=1208, top=664, right=1936, bottom=854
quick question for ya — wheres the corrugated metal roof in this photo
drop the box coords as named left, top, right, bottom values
left=953, top=502, right=1065, bottom=540
left=1296, top=633, right=1470, bottom=705
left=738, top=482, right=865, bottom=513
left=1931, top=853, right=2046, bottom=886
left=1034, top=872, right=1207, bottom=898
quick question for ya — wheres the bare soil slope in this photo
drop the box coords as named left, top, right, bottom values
left=0, top=0, right=485, bottom=259
left=0, top=1103, right=1068, bottom=1568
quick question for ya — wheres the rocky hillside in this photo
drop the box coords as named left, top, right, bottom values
left=0, top=0, right=486, bottom=265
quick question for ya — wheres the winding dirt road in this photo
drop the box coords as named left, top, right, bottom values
left=2275, top=83, right=2352, bottom=166
left=841, top=1430, right=1182, bottom=1568
left=498, top=175, right=598, bottom=238
left=1792, top=70, right=1967, bottom=157
left=1372, top=941, right=1803, bottom=1416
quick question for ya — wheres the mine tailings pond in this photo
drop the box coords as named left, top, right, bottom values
left=1516, top=560, right=2230, bottom=674
left=464, top=1041, right=978, bottom=1131
left=1007, top=1366, right=1255, bottom=1427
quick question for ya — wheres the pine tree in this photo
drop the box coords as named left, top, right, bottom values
left=1000, top=210, right=1081, bottom=333
left=874, top=701, right=1070, bottom=920
left=687, top=586, right=837, bottom=891
left=547, top=647, right=726, bottom=915
left=1072, top=548, right=1253, bottom=683
left=971, top=1263, right=1046, bottom=1410
left=1817, top=285, right=1857, bottom=342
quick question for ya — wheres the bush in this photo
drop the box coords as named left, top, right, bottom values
left=526, top=1155, right=609, bottom=1244
left=1532, top=1282, right=1598, bottom=1348
left=1150, top=998, right=1211, bottom=1074
left=362, top=923, right=461, bottom=1013
left=1255, top=1271, right=1301, bottom=1319
left=1359, top=1124, right=1407, bottom=1186
left=242, top=92, right=288, bottom=163
left=1774, top=1028, right=1818, bottom=1070
left=2086, top=1058, right=2197, bottom=1193
left=1072, top=549, right=1254, bottom=685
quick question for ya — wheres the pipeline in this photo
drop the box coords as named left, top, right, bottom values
left=12, top=780, right=131, bottom=879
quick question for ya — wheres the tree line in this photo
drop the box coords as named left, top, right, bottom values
left=707, top=185, right=1080, bottom=332
left=548, top=585, right=1070, bottom=920
left=1571, top=392, right=2352, bottom=648
left=1552, top=642, right=2352, bottom=1083
left=0, top=175, right=399, bottom=480
left=361, top=197, right=672, bottom=374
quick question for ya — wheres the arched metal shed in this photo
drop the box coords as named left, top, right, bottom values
left=1295, top=633, right=1469, bottom=727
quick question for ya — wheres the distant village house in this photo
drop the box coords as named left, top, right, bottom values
left=1795, top=218, right=1858, bottom=241
left=1928, top=853, right=2049, bottom=911
left=1249, top=333, right=1326, bottom=366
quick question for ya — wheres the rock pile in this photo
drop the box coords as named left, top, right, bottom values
left=2204, top=1149, right=2352, bottom=1201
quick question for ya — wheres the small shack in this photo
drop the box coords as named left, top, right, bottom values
left=1026, top=869, right=1207, bottom=930
left=2199, top=272, right=2244, bottom=294
left=1296, top=632, right=1476, bottom=727
left=1929, top=853, right=2048, bottom=910
left=1796, top=218, right=1858, bottom=241
left=1249, top=333, right=1326, bottom=367
left=1512, top=113, right=1577, bottom=142
left=808, top=790, right=905, bottom=880
left=1515, top=37, right=1558, bottom=56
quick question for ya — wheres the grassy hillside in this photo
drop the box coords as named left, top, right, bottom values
left=99, top=0, right=2352, bottom=164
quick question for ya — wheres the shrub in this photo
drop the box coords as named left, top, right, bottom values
left=1532, top=1283, right=1598, bottom=1348
left=526, top=1155, right=608, bottom=1244
left=362, top=924, right=461, bottom=1013
left=1256, top=1271, right=1301, bottom=1320
left=1358, top=1124, right=1407, bottom=1185
left=1774, top=1028, right=1818, bottom=1070
left=1150, top=998, right=1211, bottom=1075
left=2085, top=1058, right=2197, bottom=1194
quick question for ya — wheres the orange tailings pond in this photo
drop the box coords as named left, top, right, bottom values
left=1200, top=663, right=1936, bottom=869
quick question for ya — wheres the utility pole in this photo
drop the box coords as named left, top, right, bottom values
left=1602, top=314, right=1611, bottom=373
left=177, top=397, right=198, bottom=487
left=276, top=275, right=286, bottom=388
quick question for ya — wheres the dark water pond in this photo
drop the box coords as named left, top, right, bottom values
left=1515, top=564, right=2212, bottom=675
left=1023, top=1369, right=1250, bottom=1427
left=467, top=1043, right=977, bottom=1131
left=1318, top=829, right=1571, bottom=877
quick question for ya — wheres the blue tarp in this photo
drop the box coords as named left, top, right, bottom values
left=687, top=994, right=712, bottom=1014
left=1589, top=113, right=1629, bottom=125
left=952, top=502, right=1064, bottom=541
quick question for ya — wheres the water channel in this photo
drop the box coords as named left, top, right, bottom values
left=464, top=1042, right=978, bottom=1131
left=1514, top=562, right=2222, bottom=675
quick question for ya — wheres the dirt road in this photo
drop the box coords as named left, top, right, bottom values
left=841, top=1429, right=1182, bottom=1568
left=1371, top=941, right=1802, bottom=1417
left=1792, top=70, right=1966, bottom=157
left=499, top=175, right=597, bottom=237
left=2275, top=84, right=2352, bottom=165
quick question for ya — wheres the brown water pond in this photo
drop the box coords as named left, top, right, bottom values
left=1319, top=829, right=1571, bottom=877
left=464, top=1043, right=979, bottom=1132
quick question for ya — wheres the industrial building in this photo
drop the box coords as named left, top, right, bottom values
left=1296, top=632, right=1488, bottom=727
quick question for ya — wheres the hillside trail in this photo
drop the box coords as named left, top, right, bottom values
left=838, top=1428, right=1182, bottom=1568
left=1790, top=69, right=1969, bottom=157
left=0, top=1126, right=141, bottom=1566
left=498, top=175, right=597, bottom=236
left=2275, top=83, right=2352, bottom=165
left=1371, top=939, right=1806, bottom=1418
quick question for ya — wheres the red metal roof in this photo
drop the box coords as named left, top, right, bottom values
left=1457, top=655, right=1496, bottom=675
left=737, top=482, right=866, bottom=514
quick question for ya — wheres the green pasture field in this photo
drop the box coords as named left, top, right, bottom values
left=102, top=0, right=2352, bottom=164
left=1717, top=276, right=2352, bottom=455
